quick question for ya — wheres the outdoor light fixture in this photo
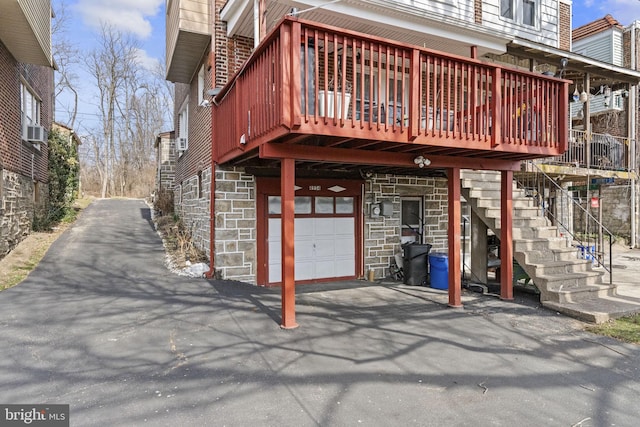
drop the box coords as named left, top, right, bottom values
left=573, top=87, right=580, bottom=103
left=413, top=156, right=431, bottom=168
left=580, top=89, right=589, bottom=103
left=558, top=57, right=568, bottom=78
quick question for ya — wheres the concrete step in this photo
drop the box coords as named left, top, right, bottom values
left=541, top=283, right=616, bottom=304
left=516, top=247, right=579, bottom=263
left=528, top=259, right=594, bottom=276
left=466, top=188, right=528, bottom=200
left=514, top=237, right=569, bottom=252
left=484, top=206, right=542, bottom=219
left=512, top=226, right=559, bottom=239
left=460, top=170, right=501, bottom=181
left=475, top=197, right=534, bottom=209
left=494, top=217, right=550, bottom=229
left=461, top=178, right=518, bottom=191
left=535, top=270, right=605, bottom=291
left=542, top=295, right=640, bottom=323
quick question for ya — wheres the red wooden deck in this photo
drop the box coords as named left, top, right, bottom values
left=210, top=16, right=568, bottom=328
left=213, top=17, right=569, bottom=170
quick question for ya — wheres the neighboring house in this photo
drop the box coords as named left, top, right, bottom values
left=154, top=130, right=176, bottom=196
left=167, top=0, right=578, bottom=326
left=0, top=0, right=54, bottom=258
left=530, top=15, right=640, bottom=248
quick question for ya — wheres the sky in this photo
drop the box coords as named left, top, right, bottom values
left=573, top=0, right=640, bottom=27
left=51, top=0, right=640, bottom=135
left=51, top=0, right=166, bottom=134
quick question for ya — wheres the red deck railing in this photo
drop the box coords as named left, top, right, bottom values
left=214, top=17, right=569, bottom=163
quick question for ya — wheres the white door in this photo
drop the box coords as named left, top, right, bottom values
left=268, top=217, right=355, bottom=283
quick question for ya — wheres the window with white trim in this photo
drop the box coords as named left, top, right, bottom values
left=21, top=82, right=41, bottom=137
left=501, top=0, right=537, bottom=27
left=177, top=99, right=189, bottom=152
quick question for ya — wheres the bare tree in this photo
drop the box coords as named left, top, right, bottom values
left=85, top=24, right=140, bottom=198
left=79, top=23, right=174, bottom=198
left=52, top=0, right=80, bottom=128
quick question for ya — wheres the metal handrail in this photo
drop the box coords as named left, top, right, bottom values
left=516, top=161, right=613, bottom=284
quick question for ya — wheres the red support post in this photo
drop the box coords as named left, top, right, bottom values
left=448, top=167, right=462, bottom=308
left=500, top=170, right=514, bottom=300
left=281, top=157, right=299, bottom=329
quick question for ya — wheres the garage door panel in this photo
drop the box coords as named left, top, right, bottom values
left=267, top=210, right=356, bottom=284
left=335, top=259, right=355, bottom=276
left=335, top=238, right=355, bottom=256
left=334, top=218, right=354, bottom=234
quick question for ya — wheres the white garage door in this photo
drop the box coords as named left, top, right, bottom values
left=268, top=217, right=355, bottom=283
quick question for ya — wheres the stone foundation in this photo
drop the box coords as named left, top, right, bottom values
left=0, top=170, right=48, bottom=258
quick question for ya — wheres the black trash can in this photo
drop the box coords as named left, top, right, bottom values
left=403, top=243, right=432, bottom=286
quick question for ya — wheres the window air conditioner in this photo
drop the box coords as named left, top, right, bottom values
left=177, top=137, right=188, bottom=151
left=25, top=125, right=46, bottom=143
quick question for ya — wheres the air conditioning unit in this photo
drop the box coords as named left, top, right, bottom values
left=24, top=125, right=46, bottom=143
left=177, top=137, right=188, bottom=151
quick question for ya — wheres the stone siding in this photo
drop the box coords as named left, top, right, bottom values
left=0, top=170, right=48, bottom=257
left=156, top=134, right=175, bottom=192
left=364, top=174, right=449, bottom=279
left=175, top=166, right=211, bottom=258
left=213, top=166, right=256, bottom=282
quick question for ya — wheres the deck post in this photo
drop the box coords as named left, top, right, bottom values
left=500, top=170, right=514, bottom=300
left=281, top=157, right=298, bottom=329
left=448, top=167, right=462, bottom=308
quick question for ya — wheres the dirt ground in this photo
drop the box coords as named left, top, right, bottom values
left=0, top=226, right=68, bottom=289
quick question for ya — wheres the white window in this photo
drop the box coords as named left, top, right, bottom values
left=178, top=99, right=189, bottom=152
left=21, top=82, right=41, bottom=137
left=501, top=0, right=537, bottom=27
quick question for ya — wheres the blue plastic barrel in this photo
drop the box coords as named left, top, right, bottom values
left=429, top=252, right=449, bottom=290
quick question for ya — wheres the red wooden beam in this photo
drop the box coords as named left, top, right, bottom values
left=500, top=170, right=514, bottom=300
left=447, top=167, right=462, bottom=308
left=260, top=142, right=521, bottom=171
left=281, top=158, right=298, bottom=328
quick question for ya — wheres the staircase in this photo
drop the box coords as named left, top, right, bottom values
left=460, top=170, right=623, bottom=322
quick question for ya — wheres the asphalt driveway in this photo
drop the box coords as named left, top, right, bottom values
left=0, top=198, right=639, bottom=426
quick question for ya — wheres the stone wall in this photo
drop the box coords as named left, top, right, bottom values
left=175, top=166, right=211, bottom=259
left=213, top=166, right=256, bottom=282
left=363, top=174, right=449, bottom=279
left=0, top=170, right=47, bottom=257
left=156, top=135, right=175, bottom=192
left=572, top=184, right=632, bottom=243
left=175, top=165, right=257, bottom=283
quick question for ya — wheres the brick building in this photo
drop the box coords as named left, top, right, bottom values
left=0, top=0, right=54, bottom=258
left=163, top=0, right=640, bottom=324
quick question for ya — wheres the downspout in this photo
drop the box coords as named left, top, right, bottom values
left=205, top=0, right=217, bottom=278
left=630, top=22, right=638, bottom=248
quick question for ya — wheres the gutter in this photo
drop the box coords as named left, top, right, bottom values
left=205, top=0, right=217, bottom=279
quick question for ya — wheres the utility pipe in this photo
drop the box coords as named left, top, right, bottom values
left=205, top=0, right=217, bottom=279
left=630, top=22, right=638, bottom=248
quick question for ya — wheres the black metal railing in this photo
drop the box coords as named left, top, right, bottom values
left=516, top=161, right=613, bottom=284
